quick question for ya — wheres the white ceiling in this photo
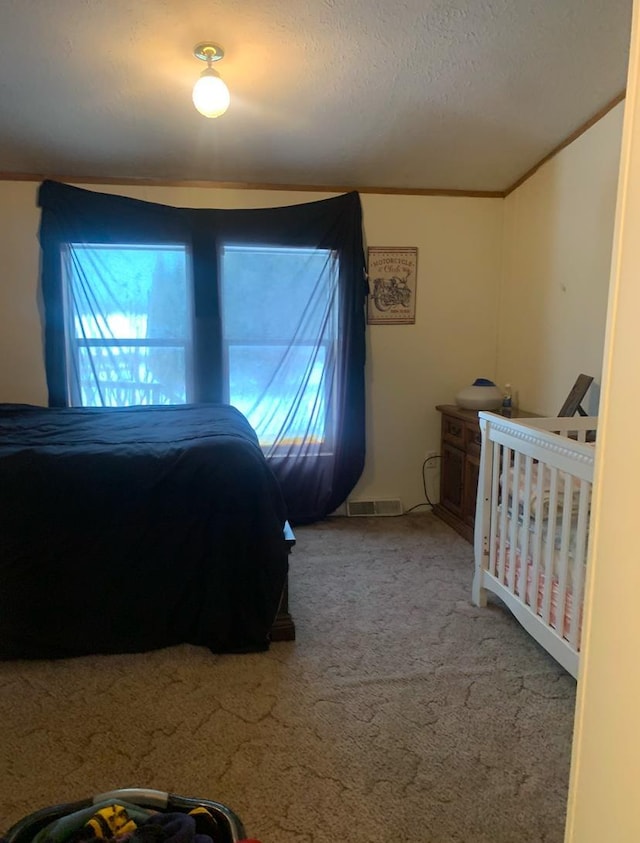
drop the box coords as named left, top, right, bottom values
left=0, top=0, right=633, bottom=193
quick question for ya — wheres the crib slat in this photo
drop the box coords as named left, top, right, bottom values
left=530, top=460, right=546, bottom=616
left=568, top=480, right=591, bottom=647
left=497, top=445, right=512, bottom=584
left=540, top=466, right=559, bottom=626
left=488, top=442, right=501, bottom=577
left=507, top=450, right=522, bottom=592
left=517, top=456, right=534, bottom=604
left=555, top=472, right=574, bottom=637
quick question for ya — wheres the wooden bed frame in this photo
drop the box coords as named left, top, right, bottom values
left=472, top=412, right=597, bottom=678
left=271, top=521, right=296, bottom=641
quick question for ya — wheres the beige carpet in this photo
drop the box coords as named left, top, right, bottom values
left=0, top=513, right=576, bottom=842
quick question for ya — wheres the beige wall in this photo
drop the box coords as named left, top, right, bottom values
left=357, top=194, right=503, bottom=510
left=0, top=183, right=47, bottom=401
left=498, top=103, right=624, bottom=416
left=0, top=181, right=503, bottom=511
left=566, top=2, right=640, bottom=838
left=0, top=97, right=625, bottom=512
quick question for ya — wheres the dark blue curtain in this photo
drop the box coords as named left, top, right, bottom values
left=37, top=180, right=368, bottom=524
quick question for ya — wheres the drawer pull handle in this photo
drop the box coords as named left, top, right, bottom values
left=448, top=423, right=462, bottom=437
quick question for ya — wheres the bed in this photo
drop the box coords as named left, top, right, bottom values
left=0, top=402, right=295, bottom=660
left=472, top=411, right=597, bottom=678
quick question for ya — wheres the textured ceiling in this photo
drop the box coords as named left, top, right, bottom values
left=0, top=0, right=633, bottom=192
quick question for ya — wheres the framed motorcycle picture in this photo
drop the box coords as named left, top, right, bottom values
left=367, top=246, right=418, bottom=324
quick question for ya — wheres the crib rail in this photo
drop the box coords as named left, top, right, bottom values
left=472, top=412, right=597, bottom=678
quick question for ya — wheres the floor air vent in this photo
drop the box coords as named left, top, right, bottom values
left=346, top=498, right=403, bottom=517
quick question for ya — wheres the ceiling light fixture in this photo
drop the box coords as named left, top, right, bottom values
left=192, top=42, right=230, bottom=118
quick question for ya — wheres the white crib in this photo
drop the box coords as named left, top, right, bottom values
left=472, top=412, right=597, bottom=678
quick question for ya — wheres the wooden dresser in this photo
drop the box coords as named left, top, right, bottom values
left=433, top=404, right=534, bottom=542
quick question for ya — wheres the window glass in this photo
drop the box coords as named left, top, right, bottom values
left=220, top=245, right=337, bottom=449
left=64, top=244, right=191, bottom=406
left=228, top=345, right=327, bottom=447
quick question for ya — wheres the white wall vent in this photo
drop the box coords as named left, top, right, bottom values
left=346, top=498, right=403, bottom=517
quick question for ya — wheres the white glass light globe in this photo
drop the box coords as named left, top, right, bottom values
left=192, top=70, right=230, bottom=118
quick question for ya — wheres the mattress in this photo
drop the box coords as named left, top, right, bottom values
left=493, top=537, right=582, bottom=642
left=0, top=402, right=289, bottom=659
left=493, top=502, right=588, bottom=642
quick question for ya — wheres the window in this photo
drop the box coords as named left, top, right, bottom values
left=62, top=243, right=192, bottom=407
left=39, top=181, right=367, bottom=523
left=63, top=240, right=339, bottom=454
left=220, top=244, right=337, bottom=452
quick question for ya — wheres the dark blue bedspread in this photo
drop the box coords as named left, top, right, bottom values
left=0, top=403, right=289, bottom=659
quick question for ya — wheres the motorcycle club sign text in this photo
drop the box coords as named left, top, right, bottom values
left=367, top=246, right=418, bottom=324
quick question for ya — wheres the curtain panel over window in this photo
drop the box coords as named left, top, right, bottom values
left=37, top=180, right=368, bottom=524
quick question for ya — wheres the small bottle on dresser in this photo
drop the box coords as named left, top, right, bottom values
left=502, top=384, right=512, bottom=416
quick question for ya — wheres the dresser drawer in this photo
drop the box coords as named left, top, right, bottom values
left=465, top=422, right=482, bottom=457
left=442, top=414, right=465, bottom=448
